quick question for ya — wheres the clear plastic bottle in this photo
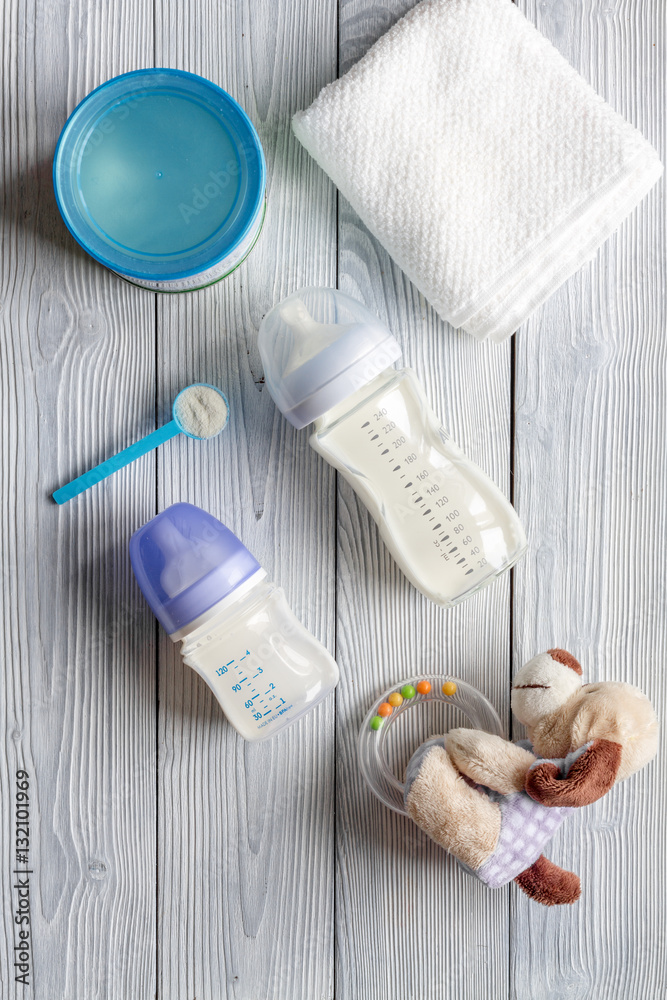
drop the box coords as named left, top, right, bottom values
left=130, top=502, right=339, bottom=740
left=258, top=288, right=526, bottom=607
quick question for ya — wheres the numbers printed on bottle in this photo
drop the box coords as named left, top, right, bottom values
left=232, top=683, right=242, bottom=692
left=215, top=665, right=228, bottom=676
left=358, top=387, right=502, bottom=586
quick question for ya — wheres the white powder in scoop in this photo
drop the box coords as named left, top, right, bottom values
left=174, top=385, right=228, bottom=438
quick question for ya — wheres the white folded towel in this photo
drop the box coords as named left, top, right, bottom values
left=293, top=0, right=662, bottom=342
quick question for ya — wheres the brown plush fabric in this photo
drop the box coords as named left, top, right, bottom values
left=525, top=738, right=622, bottom=807
left=514, top=855, right=581, bottom=905
left=547, top=648, right=582, bottom=675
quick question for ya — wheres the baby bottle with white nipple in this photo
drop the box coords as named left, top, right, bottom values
left=258, top=288, right=527, bottom=607
left=130, top=502, right=339, bottom=740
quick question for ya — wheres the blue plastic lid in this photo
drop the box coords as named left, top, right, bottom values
left=53, top=69, right=266, bottom=282
left=258, top=288, right=402, bottom=428
left=130, top=503, right=261, bottom=634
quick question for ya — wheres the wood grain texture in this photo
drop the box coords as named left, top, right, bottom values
left=0, top=2, right=157, bottom=999
left=333, top=4, right=513, bottom=998
left=154, top=1, right=338, bottom=999
left=511, top=1, right=667, bottom=998
left=1, top=0, right=665, bottom=997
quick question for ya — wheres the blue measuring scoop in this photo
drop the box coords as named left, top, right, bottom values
left=53, top=383, right=228, bottom=505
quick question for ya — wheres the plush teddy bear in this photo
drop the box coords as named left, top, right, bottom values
left=404, top=649, right=658, bottom=905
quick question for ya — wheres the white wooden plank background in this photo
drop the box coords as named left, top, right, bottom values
left=0, top=1, right=665, bottom=998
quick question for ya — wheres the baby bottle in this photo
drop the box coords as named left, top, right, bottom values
left=130, top=502, right=339, bottom=740
left=258, top=288, right=527, bottom=607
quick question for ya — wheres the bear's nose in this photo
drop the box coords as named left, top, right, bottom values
left=513, top=683, right=549, bottom=689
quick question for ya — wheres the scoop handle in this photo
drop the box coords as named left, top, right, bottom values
left=52, top=421, right=181, bottom=505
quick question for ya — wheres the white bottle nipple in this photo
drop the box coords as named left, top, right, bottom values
left=279, top=299, right=351, bottom=375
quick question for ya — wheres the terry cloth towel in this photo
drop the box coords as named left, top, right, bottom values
left=292, top=0, right=662, bottom=342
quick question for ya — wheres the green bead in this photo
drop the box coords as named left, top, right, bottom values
left=401, top=684, right=416, bottom=699
left=370, top=715, right=384, bottom=731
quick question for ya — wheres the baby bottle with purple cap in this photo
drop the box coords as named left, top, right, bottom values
left=259, top=288, right=527, bottom=608
left=130, top=502, right=339, bottom=740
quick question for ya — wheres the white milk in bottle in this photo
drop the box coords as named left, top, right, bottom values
left=258, top=288, right=526, bottom=607
left=130, top=502, right=339, bottom=740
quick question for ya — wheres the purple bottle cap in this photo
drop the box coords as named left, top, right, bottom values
left=130, top=502, right=261, bottom=634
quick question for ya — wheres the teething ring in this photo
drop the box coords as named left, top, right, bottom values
left=358, top=675, right=504, bottom=815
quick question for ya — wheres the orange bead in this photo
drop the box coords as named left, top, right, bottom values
left=442, top=681, right=457, bottom=697
left=377, top=702, right=393, bottom=717
left=388, top=692, right=403, bottom=707
left=416, top=680, right=431, bottom=695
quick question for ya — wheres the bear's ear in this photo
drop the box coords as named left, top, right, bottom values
left=547, top=648, right=582, bottom=676
left=525, top=738, right=622, bottom=807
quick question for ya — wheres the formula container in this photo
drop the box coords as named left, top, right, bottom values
left=130, top=503, right=338, bottom=740
left=258, top=288, right=527, bottom=607
left=54, top=69, right=265, bottom=291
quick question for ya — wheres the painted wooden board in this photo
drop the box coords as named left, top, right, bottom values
left=0, top=1, right=157, bottom=998
left=333, top=4, right=512, bottom=998
left=154, top=2, right=338, bottom=999
left=511, top=2, right=667, bottom=997
left=0, top=0, right=665, bottom=998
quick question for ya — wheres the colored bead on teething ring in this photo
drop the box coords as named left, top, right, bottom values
left=417, top=680, right=431, bottom=694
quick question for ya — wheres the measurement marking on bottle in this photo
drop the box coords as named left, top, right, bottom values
left=361, top=397, right=493, bottom=584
